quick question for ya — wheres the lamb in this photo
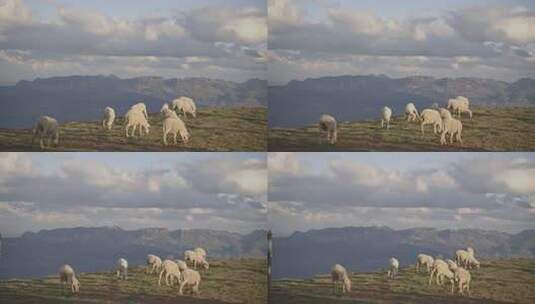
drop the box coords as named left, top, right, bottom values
left=124, top=108, right=150, bottom=137
left=194, top=248, right=207, bottom=260
left=175, top=259, right=188, bottom=272
left=441, top=115, right=463, bottom=145
left=32, top=116, right=59, bottom=149
left=420, top=109, right=443, bottom=135
left=102, top=107, right=115, bottom=131
left=162, top=115, right=190, bottom=146
left=446, top=259, right=458, bottom=271
left=158, top=259, right=181, bottom=287
left=58, top=264, right=80, bottom=294
left=381, top=106, right=392, bottom=129
left=179, top=268, right=201, bottom=296
left=405, top=103, right=419, bottom=122
left=116, top=258, right=128, bottom=280
left=416, top=254, right=434, bottom=273
left=146, top=254, right=162, bottom=275
left=454, top=267, right=471, bottom=295
left=387, top=257, right=399, bottom=279
left=319, top=114, right=338, bottom=144
left=130, top=102, right=148, bottom=119
left=331, top=264, right=351, bottom=295
left=447, top=96, right=472, bottom=119
left=171, top=97, right=197, bottom=119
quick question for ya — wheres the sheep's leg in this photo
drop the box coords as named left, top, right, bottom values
left=179, top=281, right=185, bottom=295
left=457, top=133, right=462, bottom=145
left=193, top=281, right=199, bottom=295
left=421, top=122, right=425, bottom=135
left=450, top=132, right=454, bottom=144
left=158, top=270, right=165, bottom=286
left=40, top=137, right=45, bottom=149
left=163, top=130, right=168, bottom=146
left=173, top=133, right=177, bottom=145
left=124, top=268, right=127, bottom=280
left=132, top=124, right=137, bottom=137
left=381, top=120, right=384, bottom=128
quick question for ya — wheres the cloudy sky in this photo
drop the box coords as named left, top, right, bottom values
left=0, top=152, right=267, bottom=237
left=268, top=152, right=535, bottom=236
left=268, top=0, right=535, bottom=84
left=0, top=0, right=266, bottom=85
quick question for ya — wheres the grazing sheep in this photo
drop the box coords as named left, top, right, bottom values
left=441, top=116, right=463, bottom=145
left=194, top=248, right=207, bottom=260
left=116, top=258, right=128, bottom=280
left=447, top=96, right=472, bottom=119
left=387, top=257, right=399, bottom=279
left=184, top=250, right=196, bottom=263
left=179, top=268, right=201, bottom=296
left=189, top=252, right=209, bottom=270
left=102, top=107, right=115, bottom=131
left=162, top=116, right=190, bottom=146
left=446, top=259, right=458, bottom=271
left=124, top=108, right=150, bottom=138
left=420, top=109, right=443, bottom=135
left=381, top=106, right=393, bottom=129
left=161, top=106, right=179, bottom=119
left=147, top=254, right=162, bottom=275
left=429, top=259, right=448, bottom=285
left=171, top=97, right=197, bottom=119
left=319, top=114, right=338, bottom=144
left=175, top=260, right=188, bottom=272
left=454, top=267, right=471, bottom=295
left=429, top=263, right=455, bottom=293
left=405, top=103, right=419, bottom=122
left=331, top=264, right=351, bottom=295
left=158, top=260, right=181, bottom=287
left=130, top=102, right=148, bottom=119
left=58, top=264, right=80, bottom=294
left=465, top=256, right=480, bottom=269
left=455, top=250, right=473, bottom=268
left=416, top=254, right=434, bottom=273
left=32, top=116, right=59, bottom=149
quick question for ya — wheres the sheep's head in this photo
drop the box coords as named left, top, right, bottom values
left=343, top=275, right=352, bottom=292
left=72, top=277, right=80, bottom=293
left=180, top=130, right=190, bottom=143
left=202, top=261, right=209, bottom=270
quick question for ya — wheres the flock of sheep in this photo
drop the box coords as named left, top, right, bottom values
left=58, top=247, right=209, bottom=297
left=319, top=96, right=473, bottom=145
left=331, top=246, right=479, bottom=297
left=31, top=96, right=197, bottom=149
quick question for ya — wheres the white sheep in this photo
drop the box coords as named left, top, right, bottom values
left=441, top=116, right=462, bottom=145
left=454, top=267, right=471, bottom=295
left=189, top=252, right=209, bottom=270
left=381, top=106, right=392, bottom=129
left=158, top=259, right=181, bottom=287
left=331, top=264, right=351, bottom=295
left=387, top=257, right=399, bottom=279
left=416, top=254, right=434, bottom=273
left=184, top=250, right=196, bottom=263
left=102, top=107, right=115, bottom=131
left=116, top=258, right=128, bottom=280
left=162, top=115, right=190, bottom=146
left=405, top=103, right=419, bottom=122
left=179, top=268, right=201, bottom=296
left=429, top=259, right=448, bottom=285
left=455, top=250, right=472, bottom=268
left=446, top=259, right=458, bottom=272
left=420, top=109, right=443, bottom=135
left=131, top=102, right=148, bottom=119
left=175, top=259, right=188, bottom=272
left=146, top=254, right=162, bottom=275
left=124, top=108, right=150, bottom=138
left=319, top=114, right=338, bottom=144
left=194, top=248, right=207, bottom=260
left=171, top=97, right=197, bottom=119
left=32, top=116, right=59, bottom=149
left=447, top=96, right=472, bottom=119
left=58, top=264, right=80, bottom=294
left=429, top=263, right=455, bottom=293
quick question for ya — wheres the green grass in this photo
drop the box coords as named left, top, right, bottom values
left=0, top=258, right=267, bottom=304
left=268, top=106, right=535, bottom=151
left=271, top=258, right=535, bottom=304
left=0, top=107, right=266, bottom=151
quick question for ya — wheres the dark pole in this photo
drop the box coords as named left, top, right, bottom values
left=267, top=230, right=272, bottom=302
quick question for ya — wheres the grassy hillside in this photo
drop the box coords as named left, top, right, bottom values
left=0, top=107, right=266, bottom=151
left=271, top=258, right=535, bottom=304
left=0, top=258, right=266, bottom=304
left=269, top=106, right=535, bottom=151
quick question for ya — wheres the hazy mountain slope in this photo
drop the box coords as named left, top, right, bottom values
left=273, top=226, right=535, bottom=279
left=0, top=75, right=267, bottom=128
left=0, top=227, right=267, bottom=279
left=269, top=75, right=535, bottom=128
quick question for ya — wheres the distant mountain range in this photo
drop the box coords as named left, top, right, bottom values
left=0, top=75, right=267, bottom=128
left=269, top=75, right=535, bottom=127
left=0, top=227, right=266, bottom=279
left=273, top=226, right=535, bottom=279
